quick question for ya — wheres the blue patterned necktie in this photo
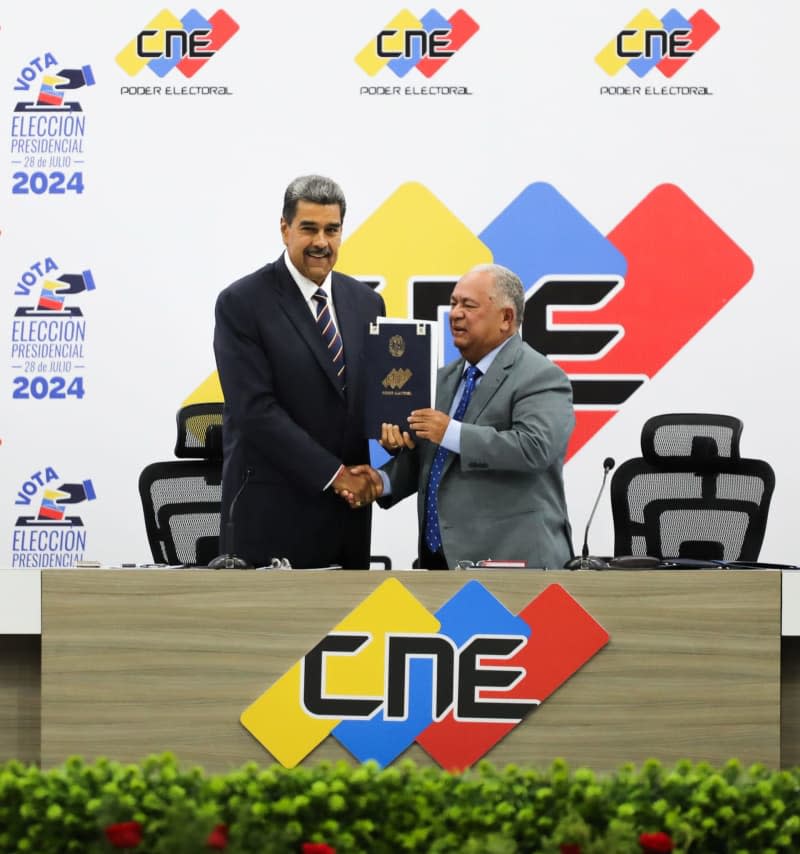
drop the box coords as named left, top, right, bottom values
left=312, top=288, right=346, bottom=390
left=423, top=365, right=482, bottom=554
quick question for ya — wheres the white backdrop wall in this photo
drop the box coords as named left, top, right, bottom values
left=1, top=1, right=798, bottom=569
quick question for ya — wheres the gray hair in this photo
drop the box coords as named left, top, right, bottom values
left=472, top=263, right=525, bottom=328
left=282, top=175, right=346, bottom=223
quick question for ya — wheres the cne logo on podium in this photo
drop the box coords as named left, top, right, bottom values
left=241, top=579, right=608, bottom=770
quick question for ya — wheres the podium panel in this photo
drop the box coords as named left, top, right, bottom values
left=40, top=569, right=780, bottom=772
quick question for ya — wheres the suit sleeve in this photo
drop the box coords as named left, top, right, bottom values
left=458, top=359, right=574, bottom=473
left=377, top=446, right=422, bottom=508
left=214, top=285, right=343, bottom=493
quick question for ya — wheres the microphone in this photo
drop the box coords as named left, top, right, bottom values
left=564, top=457, right=615, bottom=569
left=209, top=467, right=254, bottom=569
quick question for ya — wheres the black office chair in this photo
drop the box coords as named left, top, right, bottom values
left=139, top=403, right=223, bottom=566
left=610, top=413, right=775, bottom=562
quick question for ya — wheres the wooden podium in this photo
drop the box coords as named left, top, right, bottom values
left=33, top=569, right=780, bottom=772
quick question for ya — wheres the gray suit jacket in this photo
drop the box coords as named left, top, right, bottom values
left=380, top=334, right=575, bottom=569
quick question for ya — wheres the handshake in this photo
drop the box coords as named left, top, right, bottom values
left=332, top=423, right=417, bottom=509
left=333, top=465, right=383, bottom=509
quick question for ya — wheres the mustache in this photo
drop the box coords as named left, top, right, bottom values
left=305, top=248, right=332, bottom=258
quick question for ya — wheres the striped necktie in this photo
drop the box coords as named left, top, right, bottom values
left=423, top=364, right=482, bottom=554
left=312, top=287, right=346, bottom=390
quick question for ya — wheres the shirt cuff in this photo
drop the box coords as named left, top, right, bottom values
left=325, top=464, right=344, bottom=491
left=377, top=469, right=392, bottom=497
left=440, top=419, right=462, bottom=454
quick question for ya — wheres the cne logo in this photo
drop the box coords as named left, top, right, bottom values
left=116, top=8, right=239, bottom=78
left=241, top=579, right=608, bottom=770
left=596, top=8, right=719, bottom=77
left=334, top=181, right=753, bottom=460
left=355, top=8, right=479, bottom=78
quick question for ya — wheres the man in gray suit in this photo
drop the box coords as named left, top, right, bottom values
left=348, top=263, right=575, bottom=569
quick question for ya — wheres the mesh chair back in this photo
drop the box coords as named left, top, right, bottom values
left=159, top=500, right=221, bottom=566
left=610, top=414, right=774, bottom=562
left=642, top=413, right=742, bottom=467
left=139, top=460, right=222, bottom=565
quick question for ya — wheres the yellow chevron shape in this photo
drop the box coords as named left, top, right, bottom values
left=595, top=8, right=663, bottom=76
left=337, top=181, right=491, bottom=319
left=354, top=9, right=423, bottom=77
left=116, top=9, right=184, bottom=76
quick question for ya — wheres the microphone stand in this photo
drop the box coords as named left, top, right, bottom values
left=209, top=468, right=253, bottom=569
left=564, top=457, right=615, bottom=570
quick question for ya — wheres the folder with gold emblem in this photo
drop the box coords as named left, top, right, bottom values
left=363, top=319, right=436, bottom=438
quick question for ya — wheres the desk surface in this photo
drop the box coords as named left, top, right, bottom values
left=2, top=565, right=799, bottom=633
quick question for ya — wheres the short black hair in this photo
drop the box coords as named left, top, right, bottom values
left=282, top=175, right=346, bottom=223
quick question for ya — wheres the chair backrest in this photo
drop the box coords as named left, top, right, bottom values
left=174, top=402, right=223, bottom=460
left=610, top=413, right=775, bottom=562
left=139, top=404, right=223, bottom=566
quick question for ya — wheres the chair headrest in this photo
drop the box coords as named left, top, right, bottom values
left=174, top=403, right=223, bottom=460
left=640, top=413, right=742, bottom=471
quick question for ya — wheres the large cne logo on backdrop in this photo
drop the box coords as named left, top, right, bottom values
left=116, top=8, right=239, bottom=77
left=336, top=181, right=753, bottom=458
left=186, top=181, right=753, bottom=458
left=355, top=8, right=479, bottom=77
left=241, top=579, right=608, bottom=769
left=596, top=8, right=719, bottom=77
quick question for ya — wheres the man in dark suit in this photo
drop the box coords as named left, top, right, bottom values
left=213, top=175, right=385, bottom=568
left=347, top=263, right=574, bottom=569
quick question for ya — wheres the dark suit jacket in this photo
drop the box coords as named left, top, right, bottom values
left=213, top=255, right=385, bottom=568
left=380, top=334, right=575, bottom=569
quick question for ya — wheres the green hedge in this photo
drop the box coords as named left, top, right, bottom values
left=0, top=754, right=798, bottom=853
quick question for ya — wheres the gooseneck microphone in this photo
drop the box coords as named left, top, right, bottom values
left=209, top=467, right=254, bottom=569
left=564, top=457, right=615, bottom=570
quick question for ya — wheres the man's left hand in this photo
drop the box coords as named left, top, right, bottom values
left=407, top=408, right=450, bottom=445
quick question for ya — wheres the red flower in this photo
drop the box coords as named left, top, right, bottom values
left=639, top=831, right=674, bottom=853
left=560, top=845, right=582, bottom=854
left=104, top=821, right=143, bottom=849
left=301, top=844, right=336, bottom=854
left=207, top=823, right=229, bottom=849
